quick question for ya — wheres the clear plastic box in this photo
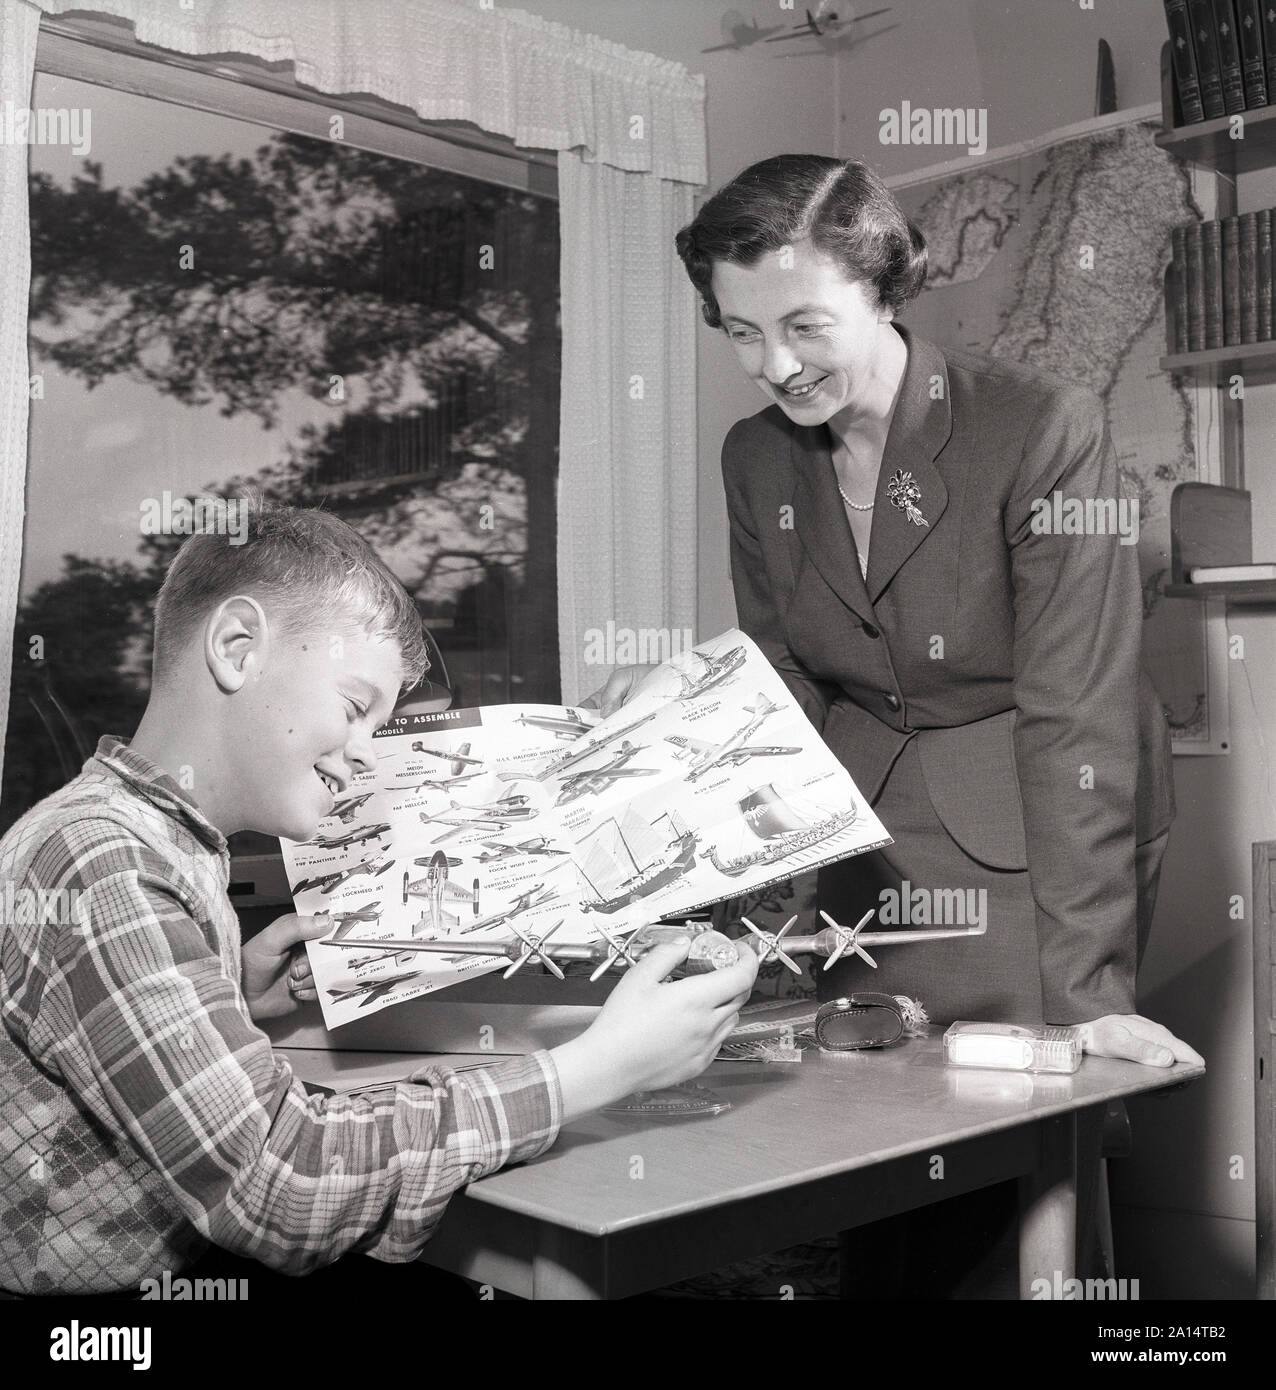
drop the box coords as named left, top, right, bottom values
left=942, top=1020, right=1082, bottom=1074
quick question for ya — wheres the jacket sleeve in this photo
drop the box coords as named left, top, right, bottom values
left=1004, top=388, right=1143, bottom=1023
left=721, top=421, right=838, bottom=731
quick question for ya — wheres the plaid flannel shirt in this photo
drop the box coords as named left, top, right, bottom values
left=0, top=736, right=561, bottom=1294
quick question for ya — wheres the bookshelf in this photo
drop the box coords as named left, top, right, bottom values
left=1159, top=37, right=1276, bottom=606
left=1156, top=103, right=1276, bottom=174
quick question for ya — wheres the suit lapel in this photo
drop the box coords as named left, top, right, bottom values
left=865, top=327, right=952, bottom=603
left=789, top=425, right=874, bottom=623
left=785, top=326, right=953, bottom=620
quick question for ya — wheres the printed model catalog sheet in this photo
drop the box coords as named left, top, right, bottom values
left=281, top=629, right=892, bottom=1028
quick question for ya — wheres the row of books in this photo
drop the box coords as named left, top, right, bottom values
left=1165, top=0, right=1275, bottom=124
left=1168, top=213, right=1276, bottom=352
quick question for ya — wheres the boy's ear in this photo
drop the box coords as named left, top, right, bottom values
left=205, top=595, right=270, bottom=693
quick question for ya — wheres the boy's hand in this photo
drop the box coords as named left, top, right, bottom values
left=549, top=938, right=758, bottom=1123
left=241, top=912, right=332, bottom=1021
left=579, top=663, right=659, bottom=718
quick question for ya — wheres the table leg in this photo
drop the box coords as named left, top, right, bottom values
left=531, top=1225, right=606, bottom=1300
left=1018, top=1112, right=1077, bottom=1299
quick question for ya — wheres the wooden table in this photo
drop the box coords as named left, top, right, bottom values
left=283, top=1031, right=1202, bottom=1300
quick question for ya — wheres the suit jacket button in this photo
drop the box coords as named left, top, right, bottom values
left=862, top=621, right=880, bottom=639
left=883, top=692, right=901, bottom=711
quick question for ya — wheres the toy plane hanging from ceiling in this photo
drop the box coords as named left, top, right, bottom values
left=554, top=741, right=661, bottom=804
left=302, top=821, right=392, bottom=851
left=700, top=10, right=787, bottom=52
left=766, top=3, right=893, bottom=43
left=665, top=694, right=799, bottom=782
left=291, top=852, right=395, bottom=896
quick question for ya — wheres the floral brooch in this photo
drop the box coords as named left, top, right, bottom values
left=886, top=469, right=929, bottom=528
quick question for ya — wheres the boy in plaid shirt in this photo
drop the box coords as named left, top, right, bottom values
left=0, top=503, right=755, bottom=1295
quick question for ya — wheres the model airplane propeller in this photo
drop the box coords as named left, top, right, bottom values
left=743, top=908, right=985, bottom=973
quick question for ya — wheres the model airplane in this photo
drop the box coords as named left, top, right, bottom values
left=302, top=821, right=391, bottom=851
left=411, top=740, right=483, bottom=774
left=766, top=3, right=893, bottom=43
left=554, top=741, right=660, bottom=804
left=333, top=910, right=988, bottom=984
left=325, top=920, right=735, bottom=983
left=421, top=793, right=540, bottom=843
left=473, top=836, right=569, bottom=864
left=329, top=791, right=374, bottom=824
left=701, top=11, right=787, bottom=52
left=291, top=853, right=395, bottom=896
left=665, top=695, right=796, bottom=781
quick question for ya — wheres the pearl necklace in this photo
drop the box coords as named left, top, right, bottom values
left=837, top=484, right=875, bottom=512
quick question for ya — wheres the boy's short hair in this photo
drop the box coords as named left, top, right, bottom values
left=151, top=497, right=428, bottom=693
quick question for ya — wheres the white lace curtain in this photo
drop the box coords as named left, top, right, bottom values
left=0, top=0, right=704, bottom=787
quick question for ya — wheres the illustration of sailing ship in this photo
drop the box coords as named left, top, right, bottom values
left=576, top=807, right=699, bottom=914
left=706, top=783, right=859, bottom=877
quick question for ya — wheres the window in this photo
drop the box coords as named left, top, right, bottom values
left=2, top=23, right=561, bottom=843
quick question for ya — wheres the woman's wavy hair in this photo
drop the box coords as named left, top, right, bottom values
left=675, top=154, right=928, bottom=327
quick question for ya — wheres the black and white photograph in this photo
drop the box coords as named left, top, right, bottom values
left=0, top=0, right=1269, bottom=1364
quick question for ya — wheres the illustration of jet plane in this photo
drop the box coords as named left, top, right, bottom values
left=328, top=901, right=384, bottom=939
left=665, top=695, right=799, bottom=782
left=673, top=644, right=746, bottom=701
left=422, top=793, right=540, bottom=843
left=302, top=822, right=391, bottom=851
left=326, top=970, right=422, bottom=1009
left=514, top=711, right=592, bottom=741
left=291, top=853, right=394, bottom=896
left=411, top=740, right=484, bottom=775
left=553, top=741, right=660, bottom=804
left=474, top=836, right=569, bottom=864
left=329, top=792, right=374, bottom=823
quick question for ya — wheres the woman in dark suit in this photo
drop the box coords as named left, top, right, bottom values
left=591, top=154, right=1198, bottom=1070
